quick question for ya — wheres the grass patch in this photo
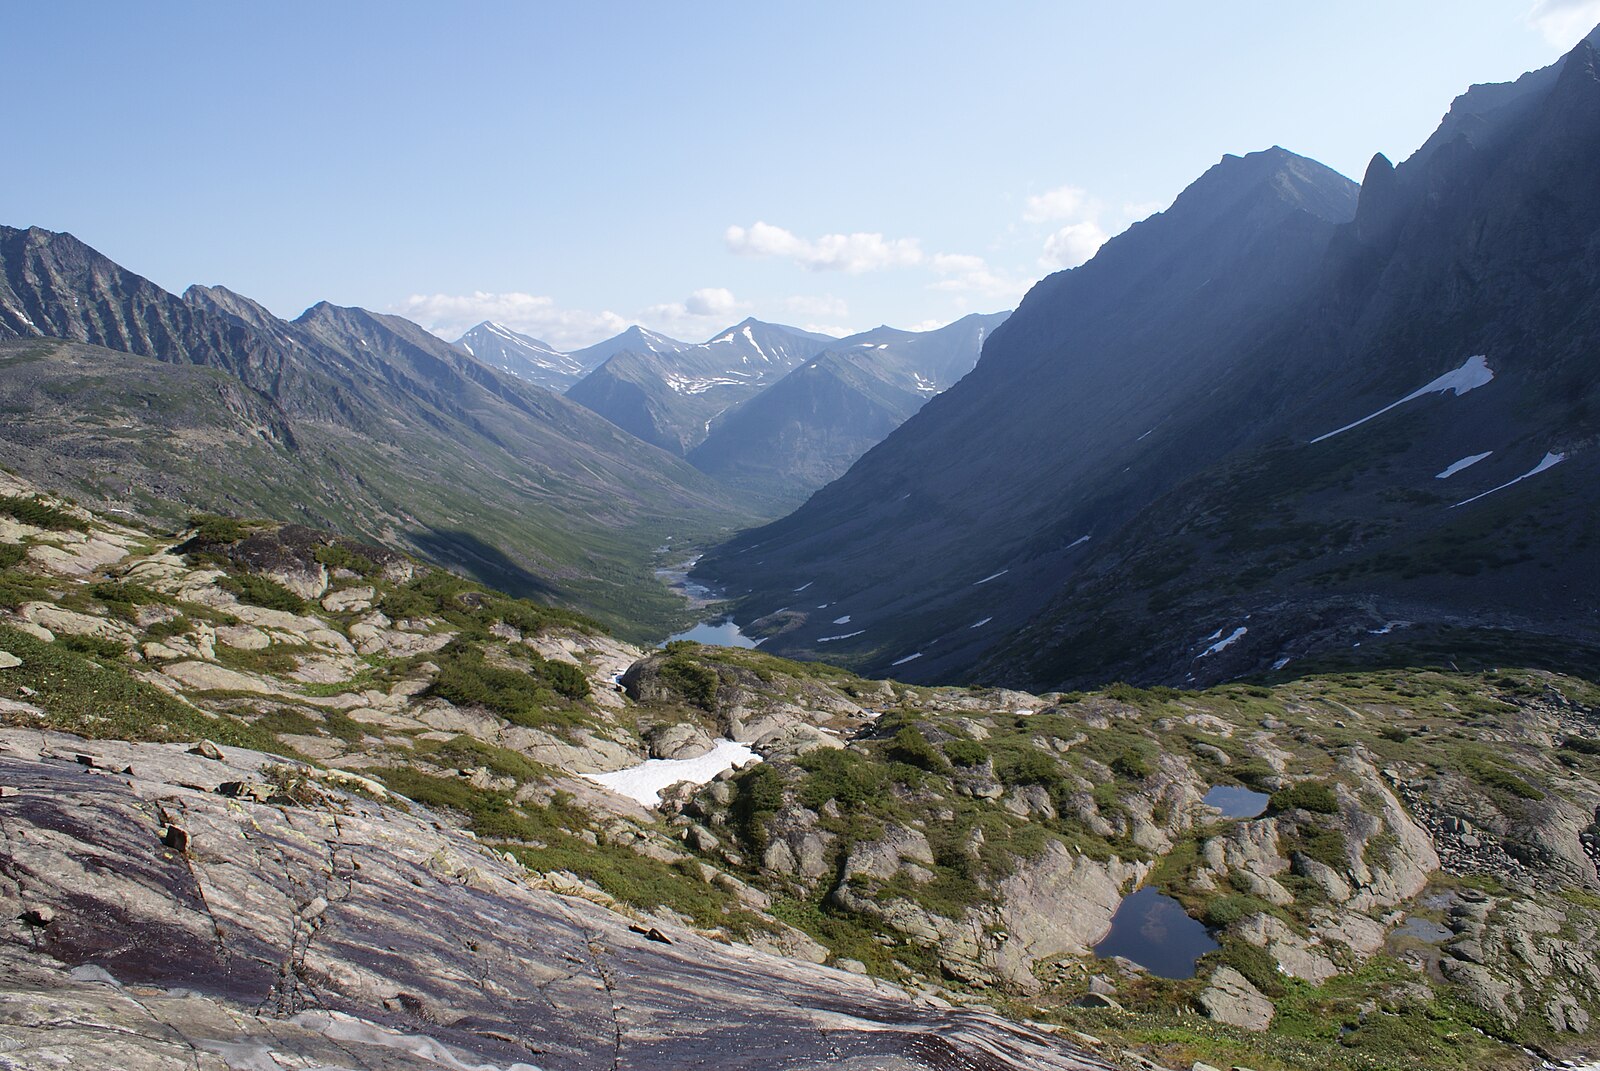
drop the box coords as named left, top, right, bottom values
left=0, top=623, right=278, bottom=751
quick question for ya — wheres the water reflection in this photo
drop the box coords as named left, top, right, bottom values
left=665, top=617, right=759, bottom=649
left=1092, top=886, right=1218, bottom=979
left=1202, top=784, right=1270, bottom=819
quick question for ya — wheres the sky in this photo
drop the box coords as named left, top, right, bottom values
left=4, top=2, right=1598, bottom=350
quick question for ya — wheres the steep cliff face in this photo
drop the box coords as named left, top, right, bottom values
left=695, top=148, right=1361, bottom=680
left=696, top=39, right=1600, bottom=693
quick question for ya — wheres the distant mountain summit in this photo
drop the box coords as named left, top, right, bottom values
left=688, top=312, right=1009, bottom=506
left=566, top=319, right=836, bottom=455
left=694, top=34, right=1600, bottom=689
left=455, top=321, right=589, bottom=392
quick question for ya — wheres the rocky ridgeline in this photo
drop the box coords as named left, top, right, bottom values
left=1, top=477, right=1599, bottom=1069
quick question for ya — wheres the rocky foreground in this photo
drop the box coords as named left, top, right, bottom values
left=1, top=477, right=1598, bottom=1069
left=0, top=729, right=1104, bottom=1070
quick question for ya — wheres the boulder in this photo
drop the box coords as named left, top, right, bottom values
left=1197, top=967, right=1274, bottom=1031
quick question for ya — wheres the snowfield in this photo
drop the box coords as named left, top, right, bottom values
left=583, top=739, right=758, bottom=806
left=1311, top=354, right=1494, bottom=443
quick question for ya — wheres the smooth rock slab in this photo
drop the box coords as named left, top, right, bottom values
left=0, top=731, right=1112, bottom=1071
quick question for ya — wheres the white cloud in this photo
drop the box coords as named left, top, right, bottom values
left=1023, top=185, right=1091, bottom=222
left=394, top=291, right=629, bottom=350
left=394, top=287, right=750, bottom=350
left=725, top=221, right=924, bottom=273
left=683, top=287, right=741, bottom=317
left=928, top=251, right=1030, bottom=302
left=1041, top=222, right=1109, bottom=269
left=638, top=288, right=753, bottom=339
left=1525, top=0, right=1600, bottom=45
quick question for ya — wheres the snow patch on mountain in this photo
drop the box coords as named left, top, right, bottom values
left=1311, top=354, right=1494, bottom=444
left=1435, top=452, right=1493, bottom=479
left=1198, top=626, right=1247, bottom=657
left=1450, top=451, right=1567, bottom=508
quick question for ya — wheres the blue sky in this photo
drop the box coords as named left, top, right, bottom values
left=5, top=2, right=1596, bottom=348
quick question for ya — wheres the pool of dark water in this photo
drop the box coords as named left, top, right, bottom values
left=1092, top=886, right=1219, bottom=979
left=1203, top=783, right=1270, bottom=819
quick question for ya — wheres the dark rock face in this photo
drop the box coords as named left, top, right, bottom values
left=697, top=38, right=1600, bottom=691
left=0, top=732, right=1108, bottom=1070
left=695, top=147, right=1362, bottom=681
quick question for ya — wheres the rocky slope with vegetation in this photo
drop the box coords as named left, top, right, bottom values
left=1, top=478, right=1597, bottom=1069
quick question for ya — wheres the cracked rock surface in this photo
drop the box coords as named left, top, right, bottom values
left=0, top=729, right=1109, bottom=1070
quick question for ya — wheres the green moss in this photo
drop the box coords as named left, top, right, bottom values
left=412, top=733, right=547, bottom=782
left=0, top=543, right=27, bottom=570
left=1454, top=746, right=1546, bottom=801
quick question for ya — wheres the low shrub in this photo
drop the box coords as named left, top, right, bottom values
left=1269, top=780, right=1340, bottom=815
left=658, top=650, right=719, bottom=710
left=0, top=495, right=87, bottom=532
left=188, top=513, right=250, bottom=544
left=943, top=739, right=990, bottom=767
left=219, top=573, right=307, bottom=614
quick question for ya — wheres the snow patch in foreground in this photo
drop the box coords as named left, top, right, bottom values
left=1198, top=627, right=1248, bottom=657
left=583, top=740, right=757, bottom=806
left=890, top=652, right=923, bottom=666
left=973, top=570, right=1009, bottom=585
left=970, top=617, right=993, bottom=629
left=1451, top=451, right=1566, bottom=509
left=1311, top=355, right=1494, bottom=444
left=1436, top=451, right=1492, bottom=479
left=817, top=630, right=865, bottom=643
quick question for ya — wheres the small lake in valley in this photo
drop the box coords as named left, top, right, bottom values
left=1092, top=887, right=1219, bottom=979
left=665, top=617, right=760, bottom=648
left=1202, top=784, right=1270, bottom=819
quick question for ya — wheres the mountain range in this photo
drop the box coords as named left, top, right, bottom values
left=695, top=29, right=1600, bottom=690
left=0, top=225, right=752, bottom=637
left=451, top=311, right=1006, bottom=507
